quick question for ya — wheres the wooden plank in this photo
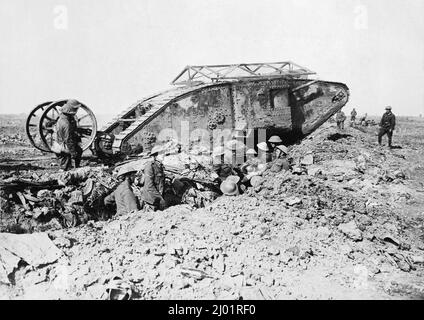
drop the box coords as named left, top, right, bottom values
left=16, top=192, right=30, bottom=210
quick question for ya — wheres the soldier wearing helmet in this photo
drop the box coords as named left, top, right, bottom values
left=257, top=141, right=272, bottom=163
left=220, top=175, right=241, bottom=197
left=142, top=145, right=166, bottom=211
left=212, top=145, right=238, bottom=182
left=270, top=145, right=290, bottom=173
left=239, top=148, right=261, bottom=185
left=350, top=108, right=357, bottom=125
left=274, top=145, right=288, bottom=160
left=54, top=99, right=83, bottom=171
left=336, top=110, right=347, bottom=130
left=378, top=106, right=396, bottom=148
left=268, top=135, right=282, bottom=148
left=104, top=165, right=139, bottom=216
left=243, top=142, right=271, bottom=178
left=225, top=139, right=246, bottom=166
left=244, top=148, right=258, bottom=165
left=268, top=135, right=283, bottom=159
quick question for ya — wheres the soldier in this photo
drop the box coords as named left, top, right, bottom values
left=225, top=139, right=246, bottom=166
left=336, top=110, right=347, bottom=130
left=350, top=108, right=357, bottom=126
left=268, top=135, right=283, bottom=160
left=142, top=145, right=166, bottom=211
left=378, top=106, right=396, bottom=148
left=360, top=113, right=368, bottom=126
left=104, top=165, right=139, bottom=216
left=240, top=149, right=260, bottom=184
left=257, top=142, right=272, bottom=163
left=268, top=135, right=282, bottom=148
left=53, top=99, right=83, bottom=171
left=351, top=108, right=357, bottom=122
left=270, top=145, right=290, bottom=173
left=212, top=146, right=237, bottom=181
left=240, top=149, right=259, bottom=173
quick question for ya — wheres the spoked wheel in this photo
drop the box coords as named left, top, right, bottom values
left=38, top=100, right=98, bottom=152
left=25, top=101, right=54, bottom=152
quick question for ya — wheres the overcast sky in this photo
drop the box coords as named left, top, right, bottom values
left=0, top=0, right=423, bottom=118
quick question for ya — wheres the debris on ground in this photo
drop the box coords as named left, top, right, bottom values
left=1, top=117, right=424, bottom=299
left=0, top=233, right=62, bottom=284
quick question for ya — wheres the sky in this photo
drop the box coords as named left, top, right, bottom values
left=0, top=0, right=423, bottom=119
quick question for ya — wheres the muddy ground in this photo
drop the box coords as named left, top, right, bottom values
left=1, top=114, right=424, bottom=300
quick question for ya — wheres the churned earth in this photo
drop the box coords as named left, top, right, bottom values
left=1, top=115, right=424, bottom=300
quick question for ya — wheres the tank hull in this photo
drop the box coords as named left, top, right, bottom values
left=107, top=77, right=349, bottom=153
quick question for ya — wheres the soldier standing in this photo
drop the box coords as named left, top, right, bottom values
left=350, top=108, right=357, bottom=126
left=336, top=110, right=347, bottom=130
left=142, top=145, right=166, bottom=211
left=54, top=99, right=83, bottom=171
left=268, top=135, right=282, bottom=149
left=378, top=106, right=396, bottom=148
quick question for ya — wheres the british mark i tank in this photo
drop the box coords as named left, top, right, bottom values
left=26, top=61, right=349, bottom=157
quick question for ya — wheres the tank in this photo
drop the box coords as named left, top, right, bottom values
left=26, top=61, right=349, bottom=157
left=106, top=61, right=349, bottom=154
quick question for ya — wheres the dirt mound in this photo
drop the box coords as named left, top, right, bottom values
left=2, top=122, right=424, bottom=300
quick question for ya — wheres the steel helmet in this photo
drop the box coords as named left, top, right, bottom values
left=246, top=148, right=257, bottom=155
left=276, top=145, right=288, bottom=154
left=268, top=135, right=282, bottom=144
left=189, top=147, right=201, bottom=156
left=220, top=180, right=239, bottom=196
left=385, top=106, right=392, bottom=110
left=226, top=175, right=240, bottom=184
left=61, top=99, right=81, bottom=115
left=150, top=145, right=163, bottom=156
left=250, top=176, right=263, bottom=187
left=225, top=139, right=246, bottom=152
left=190, top=145, right=209, bottom=156
left=212, top=146, right=225, bottom=157
left=246, top=165, right=255, bottom=172
left=117, top=165, right=137, bottom=178
left=257, top=163, right=267, bottom=171
left=257, top=142, right=269, bottom=152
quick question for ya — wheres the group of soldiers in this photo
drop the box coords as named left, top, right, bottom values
left=52, top=100, right=291, bottom=216
left=214, top=135, right=290, bottom=197
left=336, top=106, right=396, bottom=148
left=104, top=145, right=167, bottom=215
left=335, top=108, right=368, bottom=129
left=51, top=99, right=167, bottom=215
left=101, top=135, right=291, bottom=215
left=52, top=99, right=397, bottom=217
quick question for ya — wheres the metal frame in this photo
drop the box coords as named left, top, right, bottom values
left=171, top=61, right=316, bottom=85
